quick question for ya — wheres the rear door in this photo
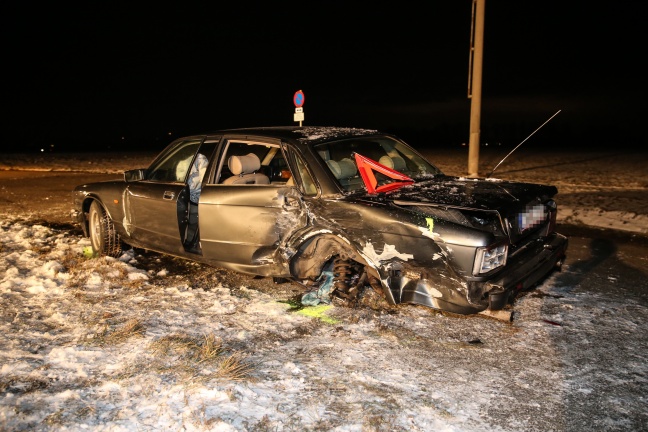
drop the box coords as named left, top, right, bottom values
left=197, top=139, right=310, bottom=274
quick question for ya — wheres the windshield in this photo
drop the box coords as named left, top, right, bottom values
left=314, top=136, right=443, bottom=192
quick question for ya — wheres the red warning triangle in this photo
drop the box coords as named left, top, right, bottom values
left=353, top=153, right=414, bottom=194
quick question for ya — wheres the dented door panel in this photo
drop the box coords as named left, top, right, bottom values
left=198, top=185, right=308, bottom=274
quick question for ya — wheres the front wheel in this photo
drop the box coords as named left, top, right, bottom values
left=88, top=201, right=123, bottom=257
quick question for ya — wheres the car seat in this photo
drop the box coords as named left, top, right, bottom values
left=222, top=153, right=270, bottom=185
left=326, top=158, right=357, bottom=180
left=378, top=155, right=407, bottom=171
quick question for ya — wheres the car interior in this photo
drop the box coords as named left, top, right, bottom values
left=216, top=141, right=291, bottom=186
left=221, top=153, right=270, bottom=185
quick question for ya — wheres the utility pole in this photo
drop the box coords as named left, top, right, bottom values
left=467, top=0, right=485, bottom=177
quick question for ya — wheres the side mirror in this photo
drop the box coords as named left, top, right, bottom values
left=124, top=169, right=146, bottom=182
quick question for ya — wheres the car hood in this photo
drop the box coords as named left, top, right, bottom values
left=357, top=175, right=558, bottom=213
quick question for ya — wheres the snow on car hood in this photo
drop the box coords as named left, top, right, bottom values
left=360, top=175, right=558, bottom=213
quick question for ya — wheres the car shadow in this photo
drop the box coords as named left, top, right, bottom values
left=552, top=237, right=616, bottom=291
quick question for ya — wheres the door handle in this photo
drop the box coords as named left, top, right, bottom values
left=163, top=191, right=175, bottom=200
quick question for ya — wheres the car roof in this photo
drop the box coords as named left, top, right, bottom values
left=204, top=126, right=385, bottom=145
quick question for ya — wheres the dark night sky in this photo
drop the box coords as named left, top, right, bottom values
left=3, top=2, right=645, bottom=152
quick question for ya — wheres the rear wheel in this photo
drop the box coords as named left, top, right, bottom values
left=88, top=201, right=123, bottom=257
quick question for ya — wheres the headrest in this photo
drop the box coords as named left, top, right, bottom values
left=379, top=155, right=406, bottom=171
left=327, top=158, right=357, bottom=179
left=228, top=153, right=260, bottom=175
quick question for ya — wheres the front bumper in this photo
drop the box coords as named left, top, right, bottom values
left=485, top=232, right=568, bottom=309
left=391, top=232, right=568, bottom=315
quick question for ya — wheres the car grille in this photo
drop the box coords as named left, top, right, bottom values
left=506, top=200, right=554, bottom=244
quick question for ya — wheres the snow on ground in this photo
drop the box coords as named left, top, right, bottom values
left=1, top=149, right=647, bottom=431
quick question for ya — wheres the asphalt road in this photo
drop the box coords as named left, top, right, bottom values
left=0, top=171, right=121, bottom=228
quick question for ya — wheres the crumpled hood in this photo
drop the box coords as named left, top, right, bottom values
left=359, top=175, right=558, bottom=213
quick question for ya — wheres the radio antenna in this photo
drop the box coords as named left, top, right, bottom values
left=486, top=110, right=561, bottom=178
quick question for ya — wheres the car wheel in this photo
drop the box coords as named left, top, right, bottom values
left=89, top=200, right=123, bottom=258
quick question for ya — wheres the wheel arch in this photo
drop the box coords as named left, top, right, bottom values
left=288, top=231, right=397, bottom=303
left=78, top=195, right=103, bottom=237
left=289, top=231, right=374, bottom=279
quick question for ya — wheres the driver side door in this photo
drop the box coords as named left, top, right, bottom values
left=124, top=138, right=202, bottom=253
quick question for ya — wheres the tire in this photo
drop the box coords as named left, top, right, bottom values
left=88, top=200, right=123, bottom=258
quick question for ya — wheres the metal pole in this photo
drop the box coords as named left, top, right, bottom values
left=468, top=0, right=485, bottom=177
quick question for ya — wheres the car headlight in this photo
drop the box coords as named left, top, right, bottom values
left=473, top=243, right=508, bottom=275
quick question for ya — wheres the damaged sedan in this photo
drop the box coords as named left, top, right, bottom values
left=72, top=126, right=568, bottom=319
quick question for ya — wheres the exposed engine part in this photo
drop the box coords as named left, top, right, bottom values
left=331, top=255, right=366, bottom=305
left=367, top=274, right=384, bottom=293
left=333, top=255, right=352, bottom=293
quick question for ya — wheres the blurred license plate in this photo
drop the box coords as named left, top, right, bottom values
left=518, top=204, right=547, bottom=231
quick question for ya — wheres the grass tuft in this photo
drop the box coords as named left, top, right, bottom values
left=147, top=332, right=253, bottom=383
left=0, top=375, right=50, bottom=394
left=94, top=318, right=145, bottom=345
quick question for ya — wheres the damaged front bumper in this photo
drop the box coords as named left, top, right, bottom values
left=387, top=232, right=568, bottom=315
left=485, top=232, right=568, bottom=308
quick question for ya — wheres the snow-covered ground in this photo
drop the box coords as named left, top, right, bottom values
left=1, top=149, right=647, bottom=431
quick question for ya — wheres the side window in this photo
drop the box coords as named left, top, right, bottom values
left=218, top=142, right=265, bottom=182
left=217, top=141, right=277, bottom=185
left=147, top=140, right=202, bottom=182
left=262, top=147, right=291, bottom=184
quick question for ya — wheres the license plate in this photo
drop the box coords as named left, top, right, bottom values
left=518, top=204, right=547, bottom=232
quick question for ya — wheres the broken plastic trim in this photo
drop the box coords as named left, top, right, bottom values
left=353, top=153, right=414, bottom=194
